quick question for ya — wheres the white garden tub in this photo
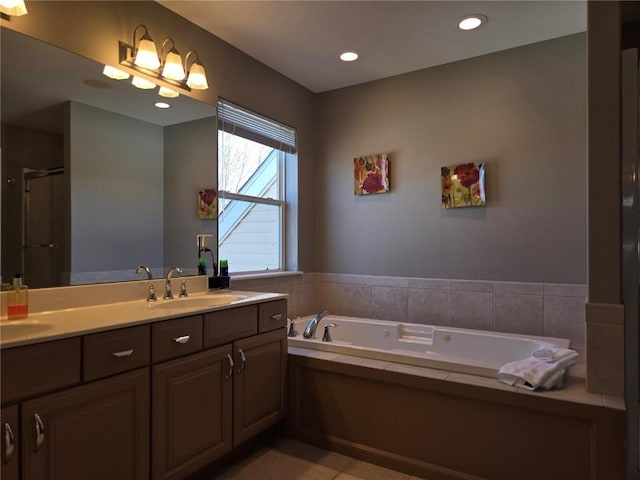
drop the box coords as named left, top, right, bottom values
left=288, top=315, right=569, bottom=377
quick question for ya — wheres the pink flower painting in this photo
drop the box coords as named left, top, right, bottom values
left=198, top=188, right=218, bottom=219
left=354, top=153, right=390, bottom=195
left=441, top=162, right=486, bottom=208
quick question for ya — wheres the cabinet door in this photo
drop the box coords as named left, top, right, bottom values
left=1, top=405, right=19, bottom=480
left=233, top=328, right=287, bottom=446
left=152, top=345, right=233, bottom=480
left=21, top=368, right=149, bottom=480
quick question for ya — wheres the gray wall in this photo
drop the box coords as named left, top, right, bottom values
left=315, top=33, right=587, bottom=284
left=164, top=116, right=217, bottom=272
left=69, top=101, right=164, bottom=272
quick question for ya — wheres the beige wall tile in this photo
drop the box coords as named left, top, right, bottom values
left=543, top=296, right=586, bottom=346
left=337, top=284, right=373, bottom=318
left=407, top=288, right=449, bottom=326
left=494, top=294, right=543, bottom=335
left=407, top=278, right=450, bottom=290
left=585, top=303, right=624, bottom=395
left=296, top=281, right=318, bottom=317
left=494, top=281, right=544, bottom=295
left=543, top=283, right=587, bottom=298
left=450, top=280, right=493, bottom=293
left=450, top=291, right=493, bottom=330
left=370, top=286, right=408, bottom=322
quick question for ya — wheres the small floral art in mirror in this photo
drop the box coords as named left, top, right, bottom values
left=198, top=188, right=218, bottom=219
left=354, top=153, right=390, bottom=195
left=441, top=162, right=486, bottom=208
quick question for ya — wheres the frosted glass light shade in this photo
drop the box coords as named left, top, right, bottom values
left=131, top=76, right=156, bottom=89
left=186, top=62, right=208, bottom=90
left=158, top=87, right=179, bottom=98
left=0, top=0, right=27, bottom=16
left=161, top=51, right=185, bottom=80
left=134, top=37, right=160, bottom=70
left=102, top=65, right=130, bottom=80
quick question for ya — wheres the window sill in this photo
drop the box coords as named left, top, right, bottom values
left=230, top=271, right=304, bottom=281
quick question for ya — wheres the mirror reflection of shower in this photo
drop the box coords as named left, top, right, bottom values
left=22, top=167, right=64, bottom=288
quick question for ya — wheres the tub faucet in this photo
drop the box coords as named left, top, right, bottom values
left=322, top=323, right=337, bottom=342
left=164, top=267, right=184, bottom=300
left=302, top=310, right=329, bottom=338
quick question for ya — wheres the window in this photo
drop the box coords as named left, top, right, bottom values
left=217, top=100, right=296, bottom=274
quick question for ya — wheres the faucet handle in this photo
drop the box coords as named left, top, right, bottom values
left=179, top=280, right=189, bottom=298
left=322, top=323, right=337, bottom=342
left=287, top=318, right=299, bottom=337
left=147, top=284, right=157, bottom=302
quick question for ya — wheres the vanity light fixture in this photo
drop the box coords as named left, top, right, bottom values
left=160, top=38, right=185, bottom=81
left=184, top=50, right=209, bottom=90
left=102, top=65, right=130, bottom=80
left=131, top=76, right=156, bottom=90
left=0, top=0, right=27, bottom=16
left=339, top=51, right=359, bottom=62
left=458, top=14, right=488, bottom=31
left=118, top=26, right=208, bottom=92
left=158, top=86, right=179, bottom=98
left=132, top=24, right=160, bottom=70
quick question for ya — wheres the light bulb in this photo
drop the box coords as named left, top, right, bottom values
left=186, top=62, right=208, bottom=90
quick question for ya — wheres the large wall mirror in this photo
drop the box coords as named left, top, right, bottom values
left=1, top=27, right=218, bottom=289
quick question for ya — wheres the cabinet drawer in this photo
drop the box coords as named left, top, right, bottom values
left=258, top=300, right=288, bottom=333
left=83, top=325, right=150, bottom=381
left=203, top=305, right=257, bottom=348
left=1, top=337, right=81, bottom=404
left=152, top=315, right=203, bottom=363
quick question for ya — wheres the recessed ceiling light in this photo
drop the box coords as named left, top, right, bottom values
left=339, top=51, right=359, bottom=62
left=155, top=102, right=171, bottom=109
left=458, top=15, right=488, bottom=31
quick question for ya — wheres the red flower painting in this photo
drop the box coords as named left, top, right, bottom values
left=354, top=153, right=390, bottom=195
left=198, top=189, right=218, bottom=219
left=442, top=162, right=485, bottom=208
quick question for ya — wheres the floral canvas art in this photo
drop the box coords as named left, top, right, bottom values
left=441, top=162, right=486, bottom=208
left=198, top=188, right=218, bottom=219
left=354, top=153, right=390, bottom=195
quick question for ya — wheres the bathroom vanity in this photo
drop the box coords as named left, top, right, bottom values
left=0, top=292, right=288, bottom=480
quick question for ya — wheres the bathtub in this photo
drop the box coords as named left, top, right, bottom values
left=288, top=315, right=570, bottom=377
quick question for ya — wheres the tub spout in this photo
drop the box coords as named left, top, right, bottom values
left=303, top=310, right=329, bottom=338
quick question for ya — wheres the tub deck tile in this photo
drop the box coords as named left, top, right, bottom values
left=332, top=354, right=392, bottom=370
left=446, top=372, right=519, bottom=392
left=288, top=347, right=340, bottom=361
left=516, top=376, right=603, bottom=406
left=384, top=363, right=449, bottom=380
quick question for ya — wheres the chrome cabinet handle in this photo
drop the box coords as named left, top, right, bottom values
left=173, top=335, right=190, bottom=344
left=226, top=354, right=234, bottom=380
left=34, top=414, right=45, bottom=451
left=237, top=349, right=246, bottom=374
left=112, top=349, right=134, bottom=357
left=270, top=313, right=282, bottom=321
left=4, top=422, right=14, bottom=461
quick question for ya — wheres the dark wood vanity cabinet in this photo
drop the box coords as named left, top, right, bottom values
left=1, top=405, right=19, bottom=480
left=152, top=300, right=288, bottom=480
left=21, top=368, right=149, bottom=480
left=0, top=298, right=287, bottom=480
left=152, top=346, right=233, bottom=480
left=233, top=329, right=287, bottom=446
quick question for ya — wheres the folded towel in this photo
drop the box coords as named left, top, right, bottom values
left=497, top=357, right=568, bottom=391
left=533, top=347, right=578, bottom=365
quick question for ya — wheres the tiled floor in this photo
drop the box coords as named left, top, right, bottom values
left=211, top=436, right=424, bottom=480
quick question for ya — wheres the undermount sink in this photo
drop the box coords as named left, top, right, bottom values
left=150, top=294, right=246, bottom=311
left=1, top=321, right=55, bottom=340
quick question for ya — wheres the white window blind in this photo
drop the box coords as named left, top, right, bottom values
left=218, top=99, right=297, bottom=154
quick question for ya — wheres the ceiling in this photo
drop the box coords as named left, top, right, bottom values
left=158, top=1, right=587, bottom=93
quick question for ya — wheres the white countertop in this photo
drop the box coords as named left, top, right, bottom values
left=0, top=290, right=287, bottom=349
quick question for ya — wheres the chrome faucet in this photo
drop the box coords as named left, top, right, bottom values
left=302, top=310, right=329, bottom=338
left=322, top=323, right=337, bottom=342
left=164, top=267, right=184, bottom=300
left=136, top=266, right=157, bottom=302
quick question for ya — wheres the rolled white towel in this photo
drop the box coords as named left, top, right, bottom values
left=533, top=347, right=578, bottom=367
left=497, top=357, right=567, bottom=391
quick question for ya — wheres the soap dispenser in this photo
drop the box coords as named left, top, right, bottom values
left=8, top=274, right=28, bottom=320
